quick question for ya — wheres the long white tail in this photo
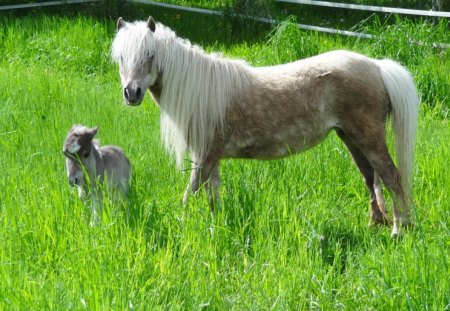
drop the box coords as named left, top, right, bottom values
left=376, top=59, right=419, bottom=202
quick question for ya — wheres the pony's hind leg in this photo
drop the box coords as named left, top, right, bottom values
left=373, top=172, right=389, bottom=221
left=336, top=130, right=391, bottom=225
left=341, top=128, right=412, bottom=236
left=366, top=149, right=412, bottom=236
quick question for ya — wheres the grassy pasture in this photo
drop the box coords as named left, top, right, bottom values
left=0, top=9, right=449, bottom=310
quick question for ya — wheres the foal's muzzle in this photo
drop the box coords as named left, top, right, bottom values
left=123, top=86, right=143, bottom=105
left=69, top=178, right=80, bottom=187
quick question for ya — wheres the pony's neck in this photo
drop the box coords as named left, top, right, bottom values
left=153, top=26, right=250, bottom=166
left=154, top=26, right=248, bottom=98
left=149, top=72, right=163, bottom=104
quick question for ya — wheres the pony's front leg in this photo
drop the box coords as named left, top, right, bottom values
left=204, top=164, right=221, bottom=214
left=182, top=161, right=221, bottom=214
left=183, top=166, right=200, bottom=205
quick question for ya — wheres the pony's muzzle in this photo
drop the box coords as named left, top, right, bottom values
left=124, top=85, right=142, bottom=105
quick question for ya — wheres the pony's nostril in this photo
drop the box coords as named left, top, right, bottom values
left=124, top=86, right=140, bottom=103
left=74, top=178, right=79, bottom=185
left=136, top=87, right=142, bottom=98
left=123, top=87, right=130, bottom=100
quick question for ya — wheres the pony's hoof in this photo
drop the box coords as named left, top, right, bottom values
left=401, top=221, right=415, bottom=230
left=390, top=225, right=402, bottom=238
left=399, top=217, right=414, bottom=229
left=390, top=220, right=414, bottom=238
left=369, top=214, right=392, bottom=227
left=390, top=231, right=400, bottom=239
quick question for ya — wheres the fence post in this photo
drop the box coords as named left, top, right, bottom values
left=432, top=0, right=443, bottom=11
left=432, top=0, right=442, bottom=23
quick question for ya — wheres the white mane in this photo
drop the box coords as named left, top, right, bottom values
left=111, top=22, right=156, bottom=74
left=113, top=21, right=251, bottom=167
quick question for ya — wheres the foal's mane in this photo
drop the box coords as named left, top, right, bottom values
left=113, top=21, right=252, bottom=167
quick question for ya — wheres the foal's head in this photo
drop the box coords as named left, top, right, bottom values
left=63, top=125, right=98, bottom=187
left=112, top=16, right=158, bottom=105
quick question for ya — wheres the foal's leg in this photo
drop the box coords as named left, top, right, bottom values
left=336, top=130, right=391, bottom=225
left=90, top=190, right=103, bottom=226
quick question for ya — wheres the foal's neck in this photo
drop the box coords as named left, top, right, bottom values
left=89, top=143, right=101, bottom=172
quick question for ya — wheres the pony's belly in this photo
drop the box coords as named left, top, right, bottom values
left=223, top=137, right=323, bottom=160
left=224, top=121, right=331, bottom=159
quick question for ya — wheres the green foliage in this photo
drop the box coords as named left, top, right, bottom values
left=360, top=16, right=450, bottom=110
left=0, top=11, right=449, bottom=310
left=267, top=16, right=320, bottom=63
left=0, top=15, right=114, bottom=77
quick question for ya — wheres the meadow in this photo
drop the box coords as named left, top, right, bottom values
left=0, top=5, right=449, bottom=310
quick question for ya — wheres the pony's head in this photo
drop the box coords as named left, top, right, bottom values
left=63, top=125, right=98, bottom=187
left=112, top=16, right=158, bottom=105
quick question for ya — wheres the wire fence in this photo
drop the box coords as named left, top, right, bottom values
left=0, top=0, right=100, bottom=11
left=1, top=0, right=448, bottom=45
left=127, top=0, right=449, bottom=42
left=277, top=0, right=450, bottom=18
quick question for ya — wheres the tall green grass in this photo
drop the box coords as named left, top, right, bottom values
left=0, top=12, right=449, bottom=309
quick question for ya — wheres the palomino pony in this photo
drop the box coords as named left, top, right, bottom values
left=111, top=17, right=419, bottom=237
left=63, top=125, right=132, bottom=223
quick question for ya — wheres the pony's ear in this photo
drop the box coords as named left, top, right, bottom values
left=147, top=16, right=156, bottom=33
left=117, top=17, right=125, bottom=31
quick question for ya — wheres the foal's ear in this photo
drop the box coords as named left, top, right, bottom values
left=147, top=16, right=156, bottom=33
left=117, top=17, right=125, bottom=31
left=89, top=127, right=98, bottom=137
